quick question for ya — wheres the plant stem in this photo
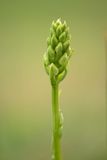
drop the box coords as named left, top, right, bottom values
left=52, top=84, right=61, bottom=160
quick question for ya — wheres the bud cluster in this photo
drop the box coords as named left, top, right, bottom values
left=43, top=19, right=73, bottom=86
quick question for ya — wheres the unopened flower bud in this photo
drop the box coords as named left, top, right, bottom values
left=43, top=18, right=73, bottom=86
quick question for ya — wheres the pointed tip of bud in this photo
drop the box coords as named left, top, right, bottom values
left=57, top=17, right=61, bottom=21
left=56, top=18, right=62, bottom=26
left=62, top=21, right=67, bottom=31
left=63, top=20, right=67, bottom=26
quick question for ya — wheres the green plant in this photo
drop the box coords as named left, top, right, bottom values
left=43, top=18, right=73, bottom=160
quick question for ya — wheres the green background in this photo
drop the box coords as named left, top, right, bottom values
left=0, top=0, right=106, bottom=160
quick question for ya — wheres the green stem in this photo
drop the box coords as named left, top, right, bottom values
left=52, top=84, right=61, bottom=160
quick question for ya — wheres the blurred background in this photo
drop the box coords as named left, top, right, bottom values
left=0, top=0, right=106, bottom=160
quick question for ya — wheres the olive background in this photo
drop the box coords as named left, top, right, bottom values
left=0, top=0, right=106, bottom=160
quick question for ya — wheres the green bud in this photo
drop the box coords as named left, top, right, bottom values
left=65, top=27, right=69, bottom=35
left=43, top=53, right=50, bottom=74
left=43, top=18, right=73, bottom=85
left=67, top=48, right=74, bottom=59
left=59, top=32, right=66, bottom=42
left=50, top=28, right=55, bottom=36
left=59, top=53, right=68, bottom=66
left=47, top=37, right=51, bottom=46
left=47, top=46, right=55, bottom=62
left=62, top=21, right=67, bottom=31
left=57, top=69, right=67, bottom=82
left=43, top=53, right=49, bottom=66
left=55, top=42, right=62, bottom=54
left=56, top=18, right=61, bottom=26
left=49, top=63, right=59, bottom=77
left=63, top=40, right=70, bottom=51
left=52, top=21, right=55, bottom=27
left=56, top=25, right=62, bottom=37
left=67, top=34, right=71, bottom=40
left=55, top=42, right=63, bottom=61
left=49, top=63, right=59, bottom=85
left=51, top=35, right=58, bottom=48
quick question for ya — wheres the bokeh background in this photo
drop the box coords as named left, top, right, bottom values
left=0, top=0, right=106, bottom=160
